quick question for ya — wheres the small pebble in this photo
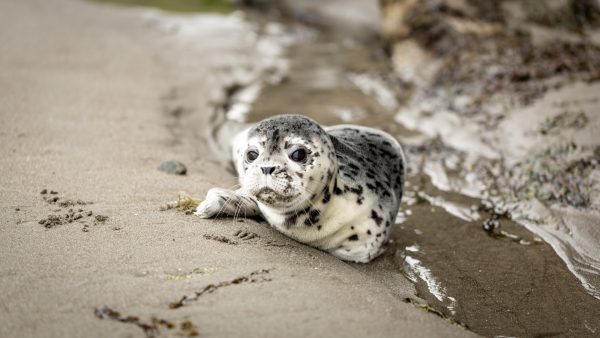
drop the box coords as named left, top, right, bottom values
left=483, top=218, right=500, bottom=232
left=40, top=189, right=47, bottom=195
left=157, top=160, right=187, bottom=175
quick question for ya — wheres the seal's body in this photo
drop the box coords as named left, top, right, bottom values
left=196, top=115, right=404, bottom=263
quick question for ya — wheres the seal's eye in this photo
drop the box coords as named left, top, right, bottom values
left=289, top=148, right=307, bottom=162
left=246, top=150, right=259, bottom=162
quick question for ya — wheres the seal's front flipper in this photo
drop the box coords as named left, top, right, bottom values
left=195, top=188, right=260, bottom=219
left=329, top=244, right=386, bottom=263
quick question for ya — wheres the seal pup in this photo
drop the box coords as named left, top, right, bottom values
left=196, top=115, right=405, bottom=263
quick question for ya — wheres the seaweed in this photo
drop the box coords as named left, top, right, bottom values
left=524, top=0, right=600, bottom=32
left=538, top=111, right=589, bottom=135
left=94, top=306, right=198, bottom=338
left=507, top=143, right=598, bottom=208
left=403, top=297, right=469, bottom=330
left=169, top=269, right=272, bottom=309
left=160, top=192, right=201, bottom=214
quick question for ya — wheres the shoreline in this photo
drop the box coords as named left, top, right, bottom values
left=238, top=1, right=600, bottom=336
left=0, top=1, right=474, bottom=337
left=2, top=0, right=599, bottom=337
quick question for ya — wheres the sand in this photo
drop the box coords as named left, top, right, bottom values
left=241, top=8, right=600, bottom=334
left=0, top=0, right=474, bottom=337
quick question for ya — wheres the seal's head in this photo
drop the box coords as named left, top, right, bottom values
left=237, top=115, right=336, bottom=212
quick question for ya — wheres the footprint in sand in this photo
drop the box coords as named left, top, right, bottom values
left=38, top=189, right=109, bottom=232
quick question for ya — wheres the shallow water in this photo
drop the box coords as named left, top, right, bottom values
left=97, top=0, right=600, bottom=335
left=231, top=12, right=600, bottom=336
left=398, top=81, right=600, bottom=301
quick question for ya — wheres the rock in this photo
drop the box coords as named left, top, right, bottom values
left=158, top=160, right=187, bottom=175
left=482, top=217, right=500, bottom=233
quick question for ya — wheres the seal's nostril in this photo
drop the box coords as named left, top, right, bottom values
left=261, top=166, right=276, bottom=175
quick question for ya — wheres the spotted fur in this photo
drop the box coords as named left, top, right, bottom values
left=195, top=115, right=405, bottom=263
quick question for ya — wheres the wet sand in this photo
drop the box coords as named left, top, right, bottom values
left=0, top=0, right=475, bottom=337
left=243, top=4, right=600, bottom=336
left=3, top=0, right=600, bottom=337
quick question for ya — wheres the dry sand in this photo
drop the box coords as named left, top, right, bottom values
left=0, top=0, right=474, bottom=337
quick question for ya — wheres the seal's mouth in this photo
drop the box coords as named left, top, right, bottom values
left=256, top=187, right=278, bottom=195
left=254, top=187, right=298, bottom=205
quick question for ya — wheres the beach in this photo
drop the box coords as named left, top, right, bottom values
left=0, top=0, right=474, bottom=337
left=2, top=0, right=600, bottom=337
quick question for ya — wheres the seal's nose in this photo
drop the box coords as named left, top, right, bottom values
left=261, top=166, right=277, bottom=175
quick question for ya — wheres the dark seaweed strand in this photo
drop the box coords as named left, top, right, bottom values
left=168, top=269, right=272, bottom=309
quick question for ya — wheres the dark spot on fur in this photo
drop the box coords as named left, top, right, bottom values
left=326, top=169, right=333, bottom=182
left=304, top=209, right=320, bottom=226
left=371, top=210, right=383, bottom=226
left=367, top=230, right=372, bottom=235
left=268, top=129, right=281, bottom=153
left=348, top=185, right=363, bottom=196
left=348, top=234, right=359, bottom=241
left=284, top=214, right=297, bottom=228
left=322, top=187, right=331, bottom=204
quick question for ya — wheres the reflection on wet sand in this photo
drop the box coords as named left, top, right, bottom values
left=105, top=0, right=600, bottom=335
left=221, top=4, right=600, bottom=335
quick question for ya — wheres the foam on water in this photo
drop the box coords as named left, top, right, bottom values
left=417, top=192, right=480, bottom=222
left=404, top=254, right=457, bottom=315
left=396, top=82, right=600, bottom=300
left=404, top=255, right=447, bottom=302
